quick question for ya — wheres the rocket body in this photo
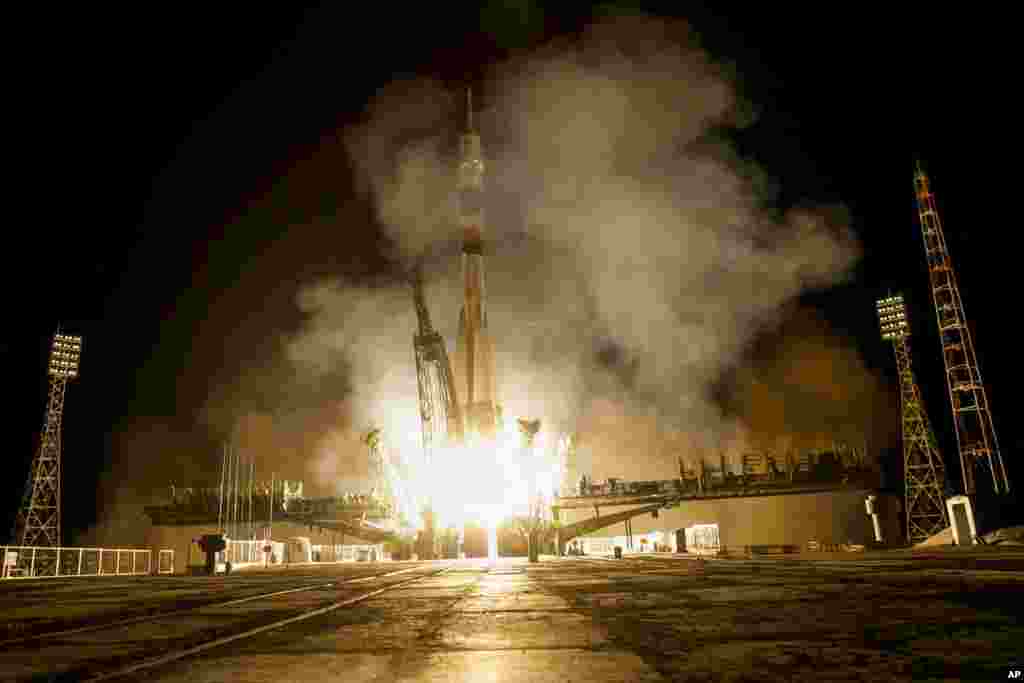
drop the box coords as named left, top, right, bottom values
left=452, top=100, right=500, bottom=438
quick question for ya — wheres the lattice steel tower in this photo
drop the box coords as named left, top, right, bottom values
left=363, top=427, right=395, bottom=505
left=913, top=162, right=1009, bottom=495
left=364, top=428, right=385, bottom=493
left=410, top=265, right=463, bottom=463
left=13, top=333, right=82, bottom=547
left=876, top=294, right=949, bottom=542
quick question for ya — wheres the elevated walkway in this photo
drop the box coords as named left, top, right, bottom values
left=144, top=501, right=406, bottom=546
left=554, top=473, right=879, bottom=511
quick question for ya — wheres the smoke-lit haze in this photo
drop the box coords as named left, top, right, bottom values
left=82, top=15, right=889, bottom=545
left=288, top=16, right=865, bottom=485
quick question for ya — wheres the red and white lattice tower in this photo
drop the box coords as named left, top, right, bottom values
left=913, top=162, right=1009, bottom=496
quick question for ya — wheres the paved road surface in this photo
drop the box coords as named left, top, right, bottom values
left=2, top=550, right=1023, bottom=681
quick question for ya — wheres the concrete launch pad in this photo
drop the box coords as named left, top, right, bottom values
left=2, top=548, right=1022, bottom=681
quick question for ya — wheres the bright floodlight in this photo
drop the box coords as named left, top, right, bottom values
left=876, top=294, right=908, bottom=341
left=48, top=333, right=82, bottom=379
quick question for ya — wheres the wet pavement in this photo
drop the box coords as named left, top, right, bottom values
left=3, top=550, right=1023, bottom=681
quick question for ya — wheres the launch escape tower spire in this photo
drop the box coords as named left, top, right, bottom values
left=876, top=294, right=949, bottom=543
left=913, top=163, right=1010, bottom=496
left=411, top=265, right=462, bottom=465
left=12, top=332, right=82, bottom=548
left=452, top=87, right=500, bottom=438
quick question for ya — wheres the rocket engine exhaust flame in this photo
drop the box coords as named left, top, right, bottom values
left=411, top=416, right=562, bottom=532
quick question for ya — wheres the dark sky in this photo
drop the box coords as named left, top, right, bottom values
left=6, top=3, right=1015, bottom=542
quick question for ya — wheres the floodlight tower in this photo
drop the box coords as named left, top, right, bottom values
left=876, top=295, right=949, bottom=542
left=913, top=163, right=1009, bottom=496
left=13, top=332, right=82, bottom=547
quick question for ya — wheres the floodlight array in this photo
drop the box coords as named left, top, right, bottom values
left=876, top=295, right=908, bottom=340
left=48, top=334, right=82, bottom=378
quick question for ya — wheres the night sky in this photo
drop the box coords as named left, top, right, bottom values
left=5, top=3, right=1015, bottom=543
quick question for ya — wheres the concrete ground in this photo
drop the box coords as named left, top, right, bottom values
left=2, top=548, right=1023, bottom=681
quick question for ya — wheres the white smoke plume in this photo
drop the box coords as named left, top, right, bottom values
left=288, top=15, right=862, bottom=483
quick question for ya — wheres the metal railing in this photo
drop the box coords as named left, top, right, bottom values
left=221, top=539, right=260, bottom=565
left=805, top=540, right=866, bottom=553
left=1, top=546, right=154, bottom=579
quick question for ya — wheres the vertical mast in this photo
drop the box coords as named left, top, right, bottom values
left=225, top=438, right=233, bottom=537
left=233, top=438, right=240, bottom=539
left=411, top=265, right=462, bottom=461
left=913, top=162, right=1009, bottom=495
left=249, top=461, right=255, bottom=540
left=218, top=443, right=226, bottom=532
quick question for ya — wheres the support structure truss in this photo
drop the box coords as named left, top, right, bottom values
left=894, top=335, right=949, bottom=541
left=411, top=266, right=463, bottom=465
left=363, top=428, right=393, bottom=505
left=878, top=294, right=949, bottom=542
left=15, top=376, right=67, bottom=547
left=14, top=333, right=82, bottom=547
left=913, top=164, right=1009, bottom=496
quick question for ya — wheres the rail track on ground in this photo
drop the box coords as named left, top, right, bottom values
left=1, top=564, right=451, bottom=681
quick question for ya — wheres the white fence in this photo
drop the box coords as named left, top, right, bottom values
left=221, top=539, right=260, bottom=565
left=1, top=546, right=166, bottom=579
left=312, top=543, right=385, bottom=563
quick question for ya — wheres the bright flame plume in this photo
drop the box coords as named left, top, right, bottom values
left=396, top=415, right=563, bottom=533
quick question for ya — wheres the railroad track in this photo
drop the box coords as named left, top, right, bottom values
left=2, top=564, right=451, bottom=681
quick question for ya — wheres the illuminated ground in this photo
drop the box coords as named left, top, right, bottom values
left=2, top=549, right=1023, bottom=681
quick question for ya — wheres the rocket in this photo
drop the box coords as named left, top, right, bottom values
left=451, top=88, right=500, bottom=438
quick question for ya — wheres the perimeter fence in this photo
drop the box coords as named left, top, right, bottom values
left=1, top=546, right=173, bottom=579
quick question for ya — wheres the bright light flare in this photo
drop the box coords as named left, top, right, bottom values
left=396, top=415, right=565, bottom=533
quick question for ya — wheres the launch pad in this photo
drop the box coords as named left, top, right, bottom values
left=3, top=552, right=1023, bottom=681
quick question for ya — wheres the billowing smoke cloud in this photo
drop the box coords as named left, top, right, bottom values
left=287, top=15, right=866, bottom=484
left=728, top=308, right=898, bottom=456
left=79, top=419, right=220, bottom=546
